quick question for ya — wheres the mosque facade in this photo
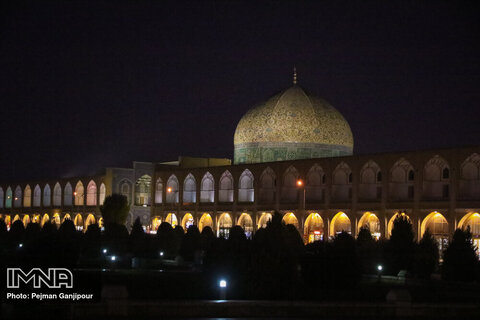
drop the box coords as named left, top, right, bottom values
left=1, top=75, right=479, bottom=253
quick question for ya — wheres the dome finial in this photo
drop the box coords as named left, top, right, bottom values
left=293, top=66, right=297, bottom=85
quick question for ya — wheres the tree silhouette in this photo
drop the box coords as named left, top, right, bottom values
left=414, top=229, right=438, bottom=279
left=442, top=228, right=479, bottom=282
left=387, top=215, right=415, bottom=274
left=100, top=193, right=130, bottom=225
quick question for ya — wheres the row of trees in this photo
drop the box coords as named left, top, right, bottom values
left=0, top=194, right=479, bottom=299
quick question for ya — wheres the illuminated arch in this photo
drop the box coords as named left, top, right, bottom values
left=74, top=181, right=84, bottom=206
left=257, top=212, right=272, bottom=229
left=387, top=212, right=411, bottom=236
left=52, top=213, right=61, bottom=225
left=14, top=186, right=22, bottom=208
left=22, top=214, right=30, bottom=226
left=219, top=170, right=234, bottom=202
left=98, top=218, right=104, bottom=229
left=85, top=214, right=96, bottom=230
left=166, top=175, right=179, bottom=203
left=155, top=178, right=163, bottom=204
left=53, top=183, right=61, bottom=206
left=282, top=212, right=299, bottom=229
left=40, top=214, right=50, bottom=227
left=165, top=213, right=178, bottom=227
left=200, top=172, right=215, bottom=203
left=304, top=212, right=324, bottom=243
left=64, top=182, right=73, bottom=206
left=183, top=174, right=197, bottom=203
left=86, top=180, right=97, bottom=206
left=358, top=212, right=381, bottom=239
left=458, top=212, right=480, bottom=236
left=217, top=212, right=233, bottom=238
left=23, top=185, right=32, bottom=207
left=421, top=211, right=449, bottom=252
left=135, top=175, right=152, bottom=206
left=459, top=212, right=480, bottom=256
left=420, top=211, right=448, bottom=238
left=330, top=212, right=351, bottom=235
left=74, top=214, right=83, bottom=231
left=237, top=213, right=253, bottom=238
left=13, top=214, right=21, bottom=222
left=238, top=169, right=254, bottom=202
left=181, top=213, right=194, bottom=230
left=62, top=213, right=71, bottom=223
left=199, top=213, right=213, bottom=232
left=5, top=187, right=13, bottom=208
left=151, top=216, right=162, bottom=232
left=3, top=215, right=11, bottom=229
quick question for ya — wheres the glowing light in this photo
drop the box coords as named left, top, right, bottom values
left=159, top=251, right=164, bottom=257
left=377, top=265, right=383, bottom=271
left=296, top=179, right=303, bottom=187
left=219, top=279, right=227, bottom=288
left=73, top=192, right=77, bottom=196
left=111, top=256, right=116, bottom=261
left=167, top=187, right=172, bottom=193
left=102, top=248, right=108, bottom=254
left=18, top=243, right=23, bottom=248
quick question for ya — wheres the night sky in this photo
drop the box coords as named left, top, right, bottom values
left=1, top=0, right=479, bottom=182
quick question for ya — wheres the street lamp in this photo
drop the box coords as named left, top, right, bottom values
left=377, top=264, right=383, bottom=282
left=219, top=279, right=227, bottom=299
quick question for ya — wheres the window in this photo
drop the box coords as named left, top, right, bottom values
left=442, top=167, right=450, bottom=180
left=377, top=171, right=382, bottom=182
left=408, top=170, right=415, bottom=181
left=322, top=174, right=326, bottom=184
left=348, top=173, right=353, bottom=183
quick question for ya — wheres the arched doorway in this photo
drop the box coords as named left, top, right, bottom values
left=181, top=213, right=194, bottom=231
left=459, top=212, right=480, bottom=257
left=165, top=213, right=178, bottom=227
left=304, top=212, right=324, bottom=243
left=421, top=211, right=449, bottom=252
left=22, top=215, right=31, bottom=227
left=218, top=213, right=233, bottom=239
left=85, top=214, right=96, bottom=231
left=358, top=212, right=381, bottom=240
left=237, top=213, right=254, bottom=238
left=282, top=212, right=299, bottom=230
left=74, top=214, right=83, bottom=231
left=387, top=212, right=411, bottom=237
left=199, top=213, right=213, bottom=232
left=330, top=212, right=351, bottom=236
left=40, top=214, right=50, bottom=227
left=257, top=212, right=272, bottom=229
left=151, top=217, right=162, bottom=233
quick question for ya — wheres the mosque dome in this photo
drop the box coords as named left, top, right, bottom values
left=234, top=73, right=354, bottom=164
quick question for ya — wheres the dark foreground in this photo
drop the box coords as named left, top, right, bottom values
left=3, top=299, right=480, bottom=319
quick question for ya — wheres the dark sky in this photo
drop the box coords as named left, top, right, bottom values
left=1, top=0, right=479, bottom=181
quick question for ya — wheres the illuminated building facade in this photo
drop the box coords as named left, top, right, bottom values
left=1, top=76, right=479, bottom=253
